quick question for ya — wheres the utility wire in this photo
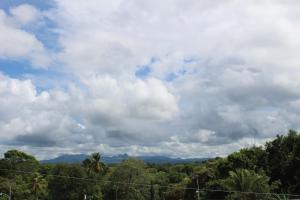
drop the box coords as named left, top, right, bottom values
left=0, top=168, right=300, bottom=198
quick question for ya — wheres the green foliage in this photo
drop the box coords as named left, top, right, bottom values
left=30, top=172, right=48, bottom=199
left=82, top=152, right=106, bottom=176
left=227, top=146, right=267, bottom=171
left=265, top=130, right=300, bottom=193
left=222, top=169, right=273, bottom=200
left=164, top=185, right=185, bottom=200
left=48, top=164, right=102, bottom=200
left=104, top=159, right=151, bottom=200
left=0, top=130, right=300, bottom=199
left=3, top=149, right=39, bottom=172
left=4, top=150, right=38, bottom=164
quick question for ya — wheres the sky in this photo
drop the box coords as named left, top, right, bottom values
left=1, top=0, right=300, bottom=159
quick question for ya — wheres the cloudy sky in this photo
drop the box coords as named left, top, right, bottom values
left=1, top=0, right=300, bottom=159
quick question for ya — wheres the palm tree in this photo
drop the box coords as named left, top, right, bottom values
left=83, top=152, right=105, bottom=175
left=31, top=173, right=47, bottom=200
left=223, top=169, right=271, bottom=200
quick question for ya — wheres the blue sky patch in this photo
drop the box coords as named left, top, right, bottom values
left=0, top=59, right=69, bottom=93
left=0, top=0, right=60, bottom=52
left=135, top=65, right=151, bottom=79
left=0, top=59, right=42, bottom=78
left=135, top=58, right=159, bottom=79
left=0, top=0, right=55, bottom=12
left=24, top=18, right=61, bottom=51
left=165, top=72, right=178, bottom=82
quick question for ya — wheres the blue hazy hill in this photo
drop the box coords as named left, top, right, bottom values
left=41, top=154, right=208, bottom=164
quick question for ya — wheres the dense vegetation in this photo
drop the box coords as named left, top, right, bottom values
left=0, top=130, right=300, bottom=200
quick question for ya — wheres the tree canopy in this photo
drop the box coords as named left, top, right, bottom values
left=0, top=130, right=300, bottom=199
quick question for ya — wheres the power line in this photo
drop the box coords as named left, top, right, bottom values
left=0, top=168, right=299, bottom=198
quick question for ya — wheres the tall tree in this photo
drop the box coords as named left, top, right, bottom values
left=31, top=173, right=47, bottom=200
left=104, top=159, right=151, bottom=200
left=48, top=164, right=103, bottom=200
left=83, top=153, right=105, bottom=175
left=4, top=150, right=39, bottom=172
left=265, top=130, right=300, bottom=193
left=222, top=169, right=274, bottom=200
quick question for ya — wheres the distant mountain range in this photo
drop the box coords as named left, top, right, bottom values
left=41, top=154, right=209, bottom=164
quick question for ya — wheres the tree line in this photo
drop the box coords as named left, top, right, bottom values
left=0, top=130, right=300, bottom=199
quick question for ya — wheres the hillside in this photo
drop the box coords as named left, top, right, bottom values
left=41, top=154, right=209, bottom=164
